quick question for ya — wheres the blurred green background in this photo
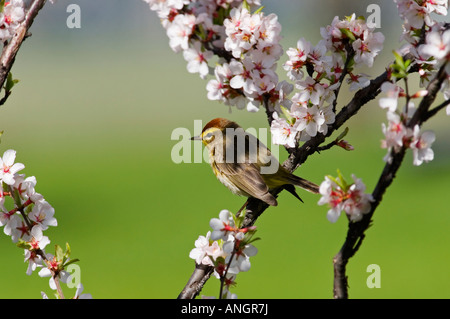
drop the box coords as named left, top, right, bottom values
left=0, top=0, right=449, bottom=299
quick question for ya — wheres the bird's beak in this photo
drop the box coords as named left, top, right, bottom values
left=191, top=135, right=202, bottom=141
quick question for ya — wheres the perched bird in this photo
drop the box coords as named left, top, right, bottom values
left=191, top=118, right=319, bottom=206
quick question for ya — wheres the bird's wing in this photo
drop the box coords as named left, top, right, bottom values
left=215, top=161, right=277, bottom=206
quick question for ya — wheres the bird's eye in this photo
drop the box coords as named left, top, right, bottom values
left=203, top=132, right=215, bottom=141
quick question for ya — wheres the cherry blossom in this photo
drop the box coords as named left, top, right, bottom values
left=283, top=38, right=311, bottom=81
left=28, top=225, right=50, bottom=251
left=419, top=29, right=450, bottom=61
left=28, top=201, right=58, bottom=231
left=166, top=13, right=196, bottom=52
left=189, top=209, right=258, bottom=298
left=210, top=209, right=236, bottom=241
left=270, top=113, right=297, bottom=148
left=318, top=173, right=374, bottom=223
left=74, top=283, right=93, bottom=299
left=0, top=149, right=25, bottom=185
left=291, top=103, right=325, bottom=137
left=381, top=111, right=409, bottom=155
left=346, top=73, right=371, bottom=91
left=0, top=0, right=25, bottom=42
left=352, top=30, right=385, bottom=68
left=223, top=233, right=257, bottom=273
left=294, top=77, right=325, bottom=106
left=0, top=148, right=87, bottom=298
left=379, top=82, right=403, bottom=112
left=183, top=41, right=213, bottom=79
left=189, top=231, right=216, bottom=266
left=410, top=125, right=435, bottom=166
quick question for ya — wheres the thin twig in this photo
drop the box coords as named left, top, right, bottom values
left=316, top=140, right=338, bottom=153
left=425, top=98, right=450, bottom=121
left=219, top=250, right=236, bottom=299
left=403, top=76, right=411, bottom=114
left=0, top=90, right=11, bottom=106
left=332, top=42, right=355, bottom=113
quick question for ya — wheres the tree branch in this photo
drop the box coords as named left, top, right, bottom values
left=425, top=97, right=450, bottom=121
left=0, top=0, right=47, bottom=90
left=178, top=61, right=395, bottom=299
left=332, top=62, right=449, bottom=299
left=177, top=263, right=214, bottom=299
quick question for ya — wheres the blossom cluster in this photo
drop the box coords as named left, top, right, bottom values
left=271, top=14, right=384, bottom=147
left=0, top=149, right=90, bottom=299
left=189, top=209, right=258, bottom=299
left=393, top=0, right=450, bottom=100
left=379, top=81, right=436, bottom=166
left=417, top=27, right=450, bottom=102
left=394, top=0, right=448, bottom=42
left=145, top=0, right=291, bottom=112
left=318, top=172, right=374, bottom=223
left=0, top=0, right=25, bottom=43
left=210, top=6, right=284, bottom=112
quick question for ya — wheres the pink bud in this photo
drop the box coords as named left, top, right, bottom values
left=338, top=140, right=354, bottom=151
left=411, top=90, right=428, bottom=98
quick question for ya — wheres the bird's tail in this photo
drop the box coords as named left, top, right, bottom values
left=286, top=173, right=320, bottom=194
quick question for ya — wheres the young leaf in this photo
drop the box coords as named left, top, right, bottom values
left=5, top=72, right=19, bottom=92
left=55, top=244, right=64, bottom=261
left=336, top=127, right=349, bottom=141
left=65, top=242, right=72, bottom=258
left=337, top=169, right=349, bottom=191
left=253, top=6, right=265, bottom=15
left=393, top=50, right=404, bottom=68
left=280, top=105, right=294, bottom=125
left=17, top=239, right=31, bottom=250
left=63, top=258, right=80, bottom=268
left=340, top=28, right=356, bottom=42
left=242, top=0, right=250, bottom=12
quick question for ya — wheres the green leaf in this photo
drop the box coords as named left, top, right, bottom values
left=234, top=211, right=244, bottom=228
left=253, top=6, right=265, bottom=15
left=411, top=28, right=422, bottom=38
left=404, top=59, right=411, bottom=69
left=65, top=242, right=71, bottom=258
left=340, top=28, right=356, bottom=41
left=247, top=237, right=261, bottom=245
left=63, top=258, right=80, bottom=268
left=17, top=239, right=31, bottom=250
left=392, top=50, right=408, bottom=72
left=0, top=0, right=5, bottom=13
left=242, top=0, right=250, bottom=12
left=24, top=204, right=33, bottom=214
left=5, top=72, right=19, bottom=92
left=336, top=127, right=349, bottom=141
left=215, top=256, right=226, bottom=268
left=326, top=174, right=340, bottom=186
left=280, top=105, right=294, bottom=125
left=337, top=169, right=348, bottom=191
left=344, top=15, right=353, bottom=21
left=195, top=23, right=206, bottom=41
left=390, top=51, right=410, bottom=79
left=55, top=244, right=64, bottom=261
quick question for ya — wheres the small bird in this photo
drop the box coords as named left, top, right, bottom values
left=191, top=118, right=319, bottom=206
